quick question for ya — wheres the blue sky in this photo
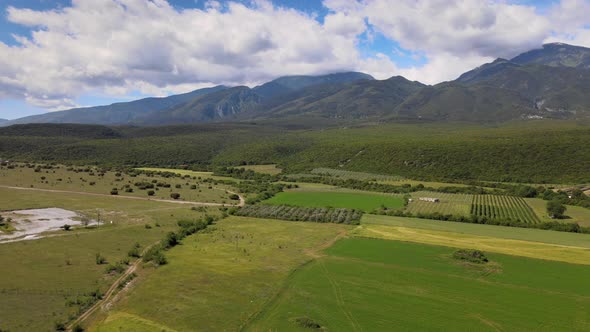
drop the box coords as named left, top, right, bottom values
left=0, top=0, right=588, bottom=119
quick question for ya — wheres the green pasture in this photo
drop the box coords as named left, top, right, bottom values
left=526, top=198, right=590, bottom=227
left=263, top=191, right=404, bottom=212
left=239, top=164, right=282, bottom=175
left=91, top=217, right=348, bottom=332
left=247, top=238, right=590, bottom=331
left=407, top=191, right=473, bottom=216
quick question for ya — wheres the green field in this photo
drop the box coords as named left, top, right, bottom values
left=91, top=217, right=348, bottom=331
left=247, top=238, right=590, bottom=331
left=471, top=195, right=540, bottom=223
left=0, top=187, right=214, bottom=331
left=263, top=191, right=404, bottom=212
left=311, top=168, right=405, bottom=181
left=407, top=191, right=473, bottom=216
left=362, top=214, right=590, bottom=249
left=526, top=198, right=590, bottom=227
left=240, top=164, right=283, bottom=175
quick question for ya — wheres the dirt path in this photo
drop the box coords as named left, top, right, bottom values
left=0, top=185, right=244, bottom=207
left=67, top=242, right=158, bottom=331
left=304, top=229, right=348, bottom=259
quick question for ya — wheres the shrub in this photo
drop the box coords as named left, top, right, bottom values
left=110, top=189, right=118, bottom=195
left=147, top=190, right=155, bottom=196
left=452, top=249, right=488, bottom=264
left=95, top=253, right=106, bottom=265
left=62, top=224, right=71, bottom=231
left=170, top=193, right=181, bottom=199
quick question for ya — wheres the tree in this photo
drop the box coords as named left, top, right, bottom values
left=62, top=224, right=71, bottom=231
left=547, top=199, right=566, bottom=219
left=147, top=190, right=155, bottom=196
left=110, top=189, right=118, bottom=195
left=170, top=193, right=181, bottom=200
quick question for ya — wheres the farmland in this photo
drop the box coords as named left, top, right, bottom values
left=91, top=217, right=349, bottom=331
left=526, top=197, right=590, bottom=227
left=311, top=167, right=405, bottom=182
left=406, top=191, right=473, bottom=216
left=263, top=191, right=404, bottom=212
left=234, top=204, right=363, bottom=224
left=240, top=164, right=283, bottom=175
left=246, top=238, right=590, bottom=331
left=471, top=195, right=540, bottom=224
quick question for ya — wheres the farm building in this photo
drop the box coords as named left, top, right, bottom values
left=419, top=197, right=440, bottom=203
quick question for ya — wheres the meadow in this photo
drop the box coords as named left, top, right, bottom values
left=246, top=238, right=590, bottom=331
left=0, top=186, right=214, bottom=331
left=90, top=217, right=349, bottom=331
left=0, top=165, right=238, bottom=205
left=240, top=164, right=283, bottom=175
left=263, top=191, right=404, bottom=212
left=526, top=197, right=590, bottom=227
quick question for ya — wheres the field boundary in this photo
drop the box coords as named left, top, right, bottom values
left=0, top=185, right=244, bottom=207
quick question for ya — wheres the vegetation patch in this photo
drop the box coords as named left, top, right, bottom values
left=233, top=205, right=363, bottom=224
left=452, top=249, right=488, bottom=264
left=292, top=316, right=324, bottom=330
left=263, top=191, right=404, bottom=212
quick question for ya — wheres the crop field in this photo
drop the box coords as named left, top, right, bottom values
left=362, top=214, right=590, bottom=249
left=0, top=164, right=238, bottom=204
left=471, top=195, right=540, bottom=223
left=91, top=217, right=348, bottom=332
left=239, top=164, right=282, bottom=175
left=0, top=186, right=214, bottom=331
left=263, top=191, right=404, bottom=212
left=235, top=205, right=363, bottom=224
left=526, top=198, right=590, bottom=227
left=406, top=191, right=473, bottom=216
left=247, top=238, right=590, bottom=331
left=311, top=167, right=405, bottom=181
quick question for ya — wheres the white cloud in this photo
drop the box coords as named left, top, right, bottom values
left=1, top=0, right=365, bottom=110
left=1, top=0, right=589, bottom=111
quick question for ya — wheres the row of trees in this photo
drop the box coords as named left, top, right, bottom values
left=232, top=205, right=363, bottom=225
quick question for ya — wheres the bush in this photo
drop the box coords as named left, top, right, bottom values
left=110, top=189, right=118, bottom=195
left=170, top=193, right=181, bottom=199
left=62, top=224, right=71, bottom=231
left=147, top=190, right=155, bottom=196
left=95, top=253, right=106, bottom=265
left=229, top=194, right=240, bottom=200
left=128, top=243, right=141, bottom=258
left=452, top=249, right=488, bottom=264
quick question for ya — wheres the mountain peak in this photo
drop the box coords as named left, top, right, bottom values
left=511, top=42, right=590, bottom=68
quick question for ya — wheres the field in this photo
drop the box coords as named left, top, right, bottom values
left=134, top=167, right=234, bottom=181
left=263, top=191, right=404, bottom=212
left=362, top=214, right=590, bottom=249
left=526, top=198, right=590, bottom=227
left=407, top=191, right=473, bottom=216
left=240, top=164, right=283, bottom=175
left=246, top=238, right=590, bottom=331
left=0, top=186, right=215, bottom=331
left=471, top=195, right=540, bottom=223
left=311, top=168, right=405, bottom=181
left=91, top=217, right=348, bottom=331
left=0, top=165, right=238, bottom=205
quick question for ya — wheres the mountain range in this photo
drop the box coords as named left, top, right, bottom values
left=4, top=42, right=589, bottom=126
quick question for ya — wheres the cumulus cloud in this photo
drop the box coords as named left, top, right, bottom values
left=1, top=0, right=589, bottom=110
left=1, top=0, right=364, bottom=109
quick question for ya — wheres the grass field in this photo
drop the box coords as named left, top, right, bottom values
left=471, top=195, right=540, bottom=223
left=0, top=187, right=214, bottom=331
left=263, top=191, right=404, bottom=212
left=0, top=165, right=238, bottom=204
left=526, top=198, right=590, bottom=227
left=311, top=168, right=405, bottom=181
left=407, top=191, right=473, bottom=216
left=240, top=164, right=282, bottom=175
left=135, top=167, right=234, bottom=181
left=247, top=238, right=590, bottom=331
left=90, top=217, right=348, bottom=332
left=362, top=214, right=590, bottom=249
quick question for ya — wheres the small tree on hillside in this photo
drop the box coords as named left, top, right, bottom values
left=170, top=193, right=180, bottom=200
left=547, top=199, right=566, bottom=219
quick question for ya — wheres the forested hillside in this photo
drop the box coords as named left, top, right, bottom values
left=1, top=121, right=588, bottom=183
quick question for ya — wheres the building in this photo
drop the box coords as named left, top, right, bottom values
left=419, top=197, right=440, bottom=203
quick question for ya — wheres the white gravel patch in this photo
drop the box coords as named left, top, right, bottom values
left=0, top=208, right=87, bottom=243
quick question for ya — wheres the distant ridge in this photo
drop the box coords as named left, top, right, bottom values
left=4, top=43, right=590, bottom=125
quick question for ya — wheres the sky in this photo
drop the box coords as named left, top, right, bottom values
left=0, top=0, right=589, bottom=119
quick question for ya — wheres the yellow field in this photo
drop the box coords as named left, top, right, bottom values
left=239, top=164, right=282, bottom=175
left=352, top=224, right=590, bottom=265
